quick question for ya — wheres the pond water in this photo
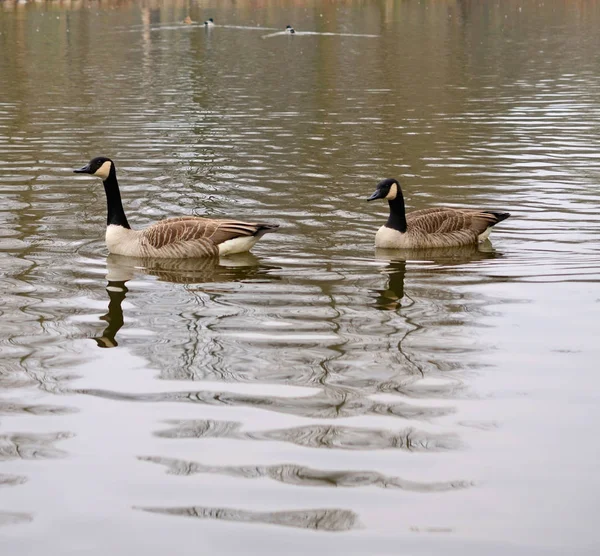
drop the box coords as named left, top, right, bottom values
left=1, top=1, right=599, bottom=554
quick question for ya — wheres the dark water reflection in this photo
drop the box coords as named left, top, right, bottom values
left=154, top=419, right=461, bottom=452
left=79, top=385, right=452, bottom=420
left=138, top=505, right=360, bottom=532
left=94, top=253, right=275, bottom=347
left=140, top=455, right=471, bottom=491
left=0, top=474, right=28, bottom=488
left=0, top=432, right=72, bottom=461
left=1, top=1, right=600, bottom=554
left=0, top=512, right=33, bottom=528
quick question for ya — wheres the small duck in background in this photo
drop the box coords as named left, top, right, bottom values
left=204, top=18, right=215, bottom=27
left=285, top=25, right=295, bottom=34
left=182, top=15, right=193, bottom=25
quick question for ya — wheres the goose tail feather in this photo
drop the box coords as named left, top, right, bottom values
left=254, top=223, right=280, bottom=237
left=483, top=211, right=511, bottom=225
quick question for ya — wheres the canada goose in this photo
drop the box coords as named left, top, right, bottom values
left=367, top=178, right=510, bottom=249
left=285, top=25, right=295, bottom=34
left=74, top=157, right=279, bottom=258
left=204, top=18, right=214, bottom=27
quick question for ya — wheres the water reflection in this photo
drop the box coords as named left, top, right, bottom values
left=0, top=432, right=72, bottom=461
left=373, top=241, right=499, bottom=268
left=95, top=280, right=128, bottom=349
left=94, top=253, right=279, bottom=348
left=137, top=505, right=360, bottom=532
left=0, top=512, right=33, bottom=528
left=140, top=456, right=471, bottom=492
left=78, top=386, right=452, bottom=420
left=0, top=474, right=27, bottom=488
left=373, top=259, right=406, bottom=311
left=154, top=419, right=461, bottom=452
left=105, top=252, right=273, bottom=284
left=261, top=29, right=379, bottom=39
left=0, top=400, right=76, bottom=416
left=371, top=243, right=502, bottom=377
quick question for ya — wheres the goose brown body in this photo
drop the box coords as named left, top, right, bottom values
left=75, top=157, right=279, bottom=259
left=368, top=179, right=510, bottom=249
left=105, top=216, right=277, bottom=258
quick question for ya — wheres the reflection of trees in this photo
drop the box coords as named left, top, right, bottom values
left=79, top=384, right=453, bottom=420
left=152, top=418, right=461, bottom=452
left=93, top=245, right=500, bottom=421
left=0, top=431, right=72, bottom=461
left=138, top=505, right=359, bottom=532
left=0, top=431, right=73, bottom=524
left=140, top=455, right=471, bottom=491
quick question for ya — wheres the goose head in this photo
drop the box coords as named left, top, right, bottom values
left=367, top=178, right=400, bottom=201
left=204, top=18, right=214, bottom=26
left=74, top=156, right=114, bottom=181
left=285, top=25, right=295, bottom=34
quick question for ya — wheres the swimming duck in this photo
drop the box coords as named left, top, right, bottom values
left=74, top=157, right=279, bottom=258
left=367, top=178, right=510, bottom=249
left=182, top=16, right=193, bottom=25
left=204, top=18, right=214, bottom=27
left=285, top=25, right=295, bottom=34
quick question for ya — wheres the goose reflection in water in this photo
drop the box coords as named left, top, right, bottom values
left=373, top=241, right=500, bottom=311
left=94, top=253, right=275, bottom=348
left=369, top=241, right=503, bottom=381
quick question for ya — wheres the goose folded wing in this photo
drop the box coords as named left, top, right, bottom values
left=409, top=208, right=468, bottom=233
left=143, top=218, right=263, bottom=249
left=205, top=220, right=268, bottom=245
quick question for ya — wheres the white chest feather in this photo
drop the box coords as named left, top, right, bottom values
left=218, top=235, right=259, bottom=256
left=374, top=225, right=411, bottom=249
left=105, top=225, right=142, bottom=256
left=477, top=227, right=492, bottom=242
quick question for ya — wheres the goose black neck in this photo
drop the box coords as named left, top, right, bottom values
left=103, top=166, right=130, bottom=229
left=386, top=193, right=407, bottom=233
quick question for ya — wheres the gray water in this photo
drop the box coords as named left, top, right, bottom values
left=1, top=1, right=600, bottom=554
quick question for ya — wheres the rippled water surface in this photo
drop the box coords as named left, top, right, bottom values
left=1, top=1, right=600, bottom=554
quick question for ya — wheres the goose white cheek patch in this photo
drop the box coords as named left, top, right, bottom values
left=385, top=182, right=398, bottom=200
left=94, top=160, right=112, bottom=180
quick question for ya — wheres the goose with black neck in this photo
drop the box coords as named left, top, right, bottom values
left=74, top=157, right=279, bottom=258
left=367, top=178, right=510, bottom=249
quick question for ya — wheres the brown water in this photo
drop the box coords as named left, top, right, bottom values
left=1, top=1, right=600, bottom=554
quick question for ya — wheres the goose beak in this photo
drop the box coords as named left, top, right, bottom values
left=367, top=189, right=385, bottom=201
left=74, top=164, right=91, bottom=174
